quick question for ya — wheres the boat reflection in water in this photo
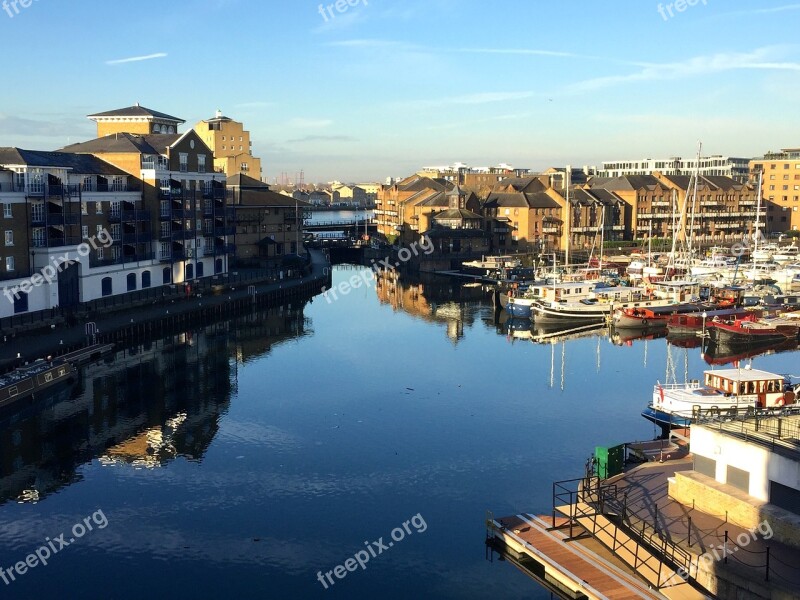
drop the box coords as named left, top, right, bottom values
left=0, top=305, right=309, bottom=506
left=610, top=326, right=668, bottom=346
left=701, top=338, right=800, bottom=366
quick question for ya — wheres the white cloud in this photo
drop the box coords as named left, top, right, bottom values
left=105, top=53, right=168, bottom=65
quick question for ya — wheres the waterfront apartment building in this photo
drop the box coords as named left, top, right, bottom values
left=62, top=105, right=235, bottom=287
left=0, top=148, right=146, bottom=317
left=586, top=173, right=766, bottom=243
left=598, top=155, right=751, bottom=182
left=194, top=110, right=263, bottom=180
left=749, top=148, right=800, bottom=232
left=482, top=177, right=565, bottom=252
left=226, top=174, right=310, bottom=272
left=375, top=175, right=454, bottom=243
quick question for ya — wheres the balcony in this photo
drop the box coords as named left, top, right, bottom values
left=171, top=230, right=192, bottom=241
left=90, top=252, right=155, bottom=268
left=123, top=231, right=153, bottom=244
left=44, top=236, right=82, bottom=248
left=214, top=226, right=235, bottom=236
left=121, top=210, right=151, bottom=222
left=214, top=244, right=236, bottom=255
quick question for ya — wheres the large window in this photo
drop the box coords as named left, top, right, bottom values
left=127, top=273, right=136, bottom=291
left=142, top=271, right=151, bottom=288
left=101, top=277, right=112, bottom=297
left=179, top=153, right=188, bottom=173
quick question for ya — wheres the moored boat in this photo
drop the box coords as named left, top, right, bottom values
left=666, top=306, right=761, bottom=337
left=642, top=367, right=800, bottom=430
left=0, top=358, right=75, bottom=410
left=708, top=314, right=800, bottom=346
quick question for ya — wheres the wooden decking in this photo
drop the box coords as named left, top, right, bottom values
left=490, top=514, right=668, bottom=599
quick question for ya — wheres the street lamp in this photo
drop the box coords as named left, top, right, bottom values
left=701, top=311, right=708, bottom=358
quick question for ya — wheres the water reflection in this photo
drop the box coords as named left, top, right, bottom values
left=0, top=304, right=309, bottom=506
left=374, top=269, right=489, bottom=343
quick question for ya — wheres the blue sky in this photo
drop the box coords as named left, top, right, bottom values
left=1, top=0, right=799, bottom=183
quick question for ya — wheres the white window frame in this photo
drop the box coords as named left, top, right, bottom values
left=4, top=231, right=12, bottom=246
left=5, top=256, right=14, bottom=271
left=3, top=204, right=11, bottom=218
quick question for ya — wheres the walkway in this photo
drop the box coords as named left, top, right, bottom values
left=0, top=250, right=330, bottom=368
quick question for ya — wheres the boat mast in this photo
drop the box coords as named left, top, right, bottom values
left=564, top=165, right=571, bottom=270
left=753, top=170, right=763, bottom=259
left=687, top=142, right=702, bottom=258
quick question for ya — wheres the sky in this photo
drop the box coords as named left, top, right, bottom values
left=1, top=0, right=800, bottom=184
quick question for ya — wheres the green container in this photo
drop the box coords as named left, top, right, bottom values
left=595, top=444, right=625, bottom=479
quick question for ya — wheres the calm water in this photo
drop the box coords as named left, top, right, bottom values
left=0, top=266, right=797, bottom=599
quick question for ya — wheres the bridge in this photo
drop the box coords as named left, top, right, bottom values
left=304, top=218, right=377, bottom=233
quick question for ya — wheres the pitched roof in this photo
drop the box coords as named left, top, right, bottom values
left=59, top=132, right=182, bottom=155
left=494, top=176, right=546, bottom=193
left=88, top=104, right=185, bottom=123
left=589, top=174, right=664, bottom=192
left=570, top=188, right=623, bottom=206
left=0, top=147, right=129, bottom=176
left=235, top=188, right=311, bottom=208
left=433, top=208, right=483, bottom=220
left=227, top=173, right=269, bottom=189
left=485, top=190, right=560, bottom=209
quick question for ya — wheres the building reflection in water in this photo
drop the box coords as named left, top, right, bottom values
left=373, top=268, right=489, bottom=344
left=0, top=303, right=310, bottom=506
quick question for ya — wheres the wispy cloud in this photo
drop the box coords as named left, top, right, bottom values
left=106, top=53, right=168, bottom=66
left=287, top=118, right=333, bottom=128
left=717, top=3, right=800, bottom=17
left=286, top=135, right=356, bottom=144
left=566, top=47, right=800, bottom=93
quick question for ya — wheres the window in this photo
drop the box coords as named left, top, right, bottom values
left=13, top=292, right=28, bottom=314
left=163, top=267, right=171, bottom=284
left=97, top=247, right=104, bottom=260
left=142, top=271, right=151, bottom=288
left=127, top=273, right=136, bottom=291
left=95, top=201, right=103, bottom=214
left=111, top=201, right=121, bottom=217
left=81, top=201, right=88, bottom=215
left=198, top=154, right=206, bottom=174
left=101, top=277, right=112, bottom=297
left=2, top=204, right=11, bottom=218
left=179, top=153, right=188, bottom=173
left=5, top=256, right=14, bottom=271
left=82, top=226, right=88, bottom=239
left=4, top=231, right=12, bottom=246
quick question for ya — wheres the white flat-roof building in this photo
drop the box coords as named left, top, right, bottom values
left=599, top=156, right=751, bottom=181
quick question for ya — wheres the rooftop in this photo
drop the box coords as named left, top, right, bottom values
left=87, top=103, right=185, bottom=124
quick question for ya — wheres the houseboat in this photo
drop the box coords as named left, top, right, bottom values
left=642, top=367, right=800, bottom=430
left=708, top=314, right=800, bottom=346
left=506, top=281, right=601, bottom=318
left=0, top=359, right=75, bottom=410
left=666, top=306, right=761, bottom=337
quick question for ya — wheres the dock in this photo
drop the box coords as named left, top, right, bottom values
left=488, top=458, right=800, bottom=598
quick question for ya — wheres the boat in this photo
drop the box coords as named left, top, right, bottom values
left=773, top=244, right=799, bottom=264
left=462, top=255, right=521, bottom=275
left=666, top=306, right=762, bottom=337
left=708, top=314, right=800, bottom=346
left=506, top=280, right=601, bottom=318
left=0, top=358, right=75, bottom=410
left=642, top=367, right=800, bottom=430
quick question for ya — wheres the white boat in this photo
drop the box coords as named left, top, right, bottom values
left=507, top=281, right=601, bottom=318
left=642, top=367, right=800, bottom=430
left=773, top=244, right=799, bottom=264
left=534, top=281, right=700, bottom=324
left=462, top=255, right=521, bottom=272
